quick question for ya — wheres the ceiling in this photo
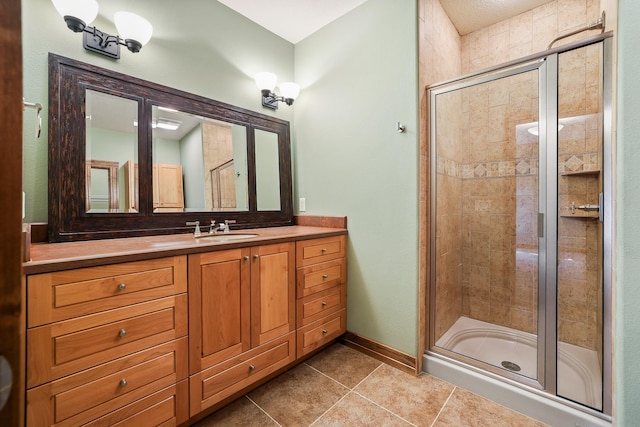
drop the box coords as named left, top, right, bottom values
left=217, top=0, right=369, bottom=44
left=218, top=0, right=554, bottom=42
left=440, top=0, right=554, bottom=35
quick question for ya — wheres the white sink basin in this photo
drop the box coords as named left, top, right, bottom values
left=196, top=233, right=258, bottom=241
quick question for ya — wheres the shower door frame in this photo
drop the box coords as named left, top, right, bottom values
left=426, top=33, right=613, bottom=417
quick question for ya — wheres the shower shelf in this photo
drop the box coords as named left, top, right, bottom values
left=560, top=169, right=600, bottom=176
left=560, top=213, right=599, bottom=219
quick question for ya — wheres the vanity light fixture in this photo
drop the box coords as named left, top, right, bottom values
left=51, top=0, right=153, bottom=59
left=255, top=72, right=300, bottom=110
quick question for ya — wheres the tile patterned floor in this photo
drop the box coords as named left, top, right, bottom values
left=194, top=343, right=548, bottom=427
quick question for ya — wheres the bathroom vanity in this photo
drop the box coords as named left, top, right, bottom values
left=23, top=224, right=347, bottom=425
left=23, top=53, right=350, bottom=425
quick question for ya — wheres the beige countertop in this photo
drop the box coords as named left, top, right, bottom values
left=24, top=225, right=347, bottom=275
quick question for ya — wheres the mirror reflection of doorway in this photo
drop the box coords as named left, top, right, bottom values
left=85, top=160, right=119, bottom=212
left=210, top=159, right=237, bottom=211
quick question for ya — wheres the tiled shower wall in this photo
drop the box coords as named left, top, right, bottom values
left=418, top=0, right=462, bottom=341
left=426, top=0, right=605, bottom=346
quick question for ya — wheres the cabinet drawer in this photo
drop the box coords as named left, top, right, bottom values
left=189, top=332, right=295, bottom=416
left=296, top=236, right=346, bottom=267
left=27, top=256, right=187, bottom=327
left=297, top=285, right=346, bottom=326
left=297, top=310, right=346, bottom=357
left=27, top=339, right=188, bottom=427
left=85, top=380, right=188, bottom=427
left=297, top=258, right=346, bottom=298
left=27, top=295, right=187, bottom=388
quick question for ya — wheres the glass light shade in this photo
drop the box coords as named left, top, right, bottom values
left=279, top=82, right=300, bottom=100
left=51, top=0, right=98, bottom=25
left=255, top=72, right=277, bottom=92
left=114, top=11, right=153, bottom=46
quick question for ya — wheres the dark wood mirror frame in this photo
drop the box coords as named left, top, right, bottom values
left=48, top=53, right=293, bottom=242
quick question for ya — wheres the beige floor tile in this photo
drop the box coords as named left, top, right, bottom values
left=192, top=397, right=278, bottom=427
left=433, top=388, right=549, bottom=427
left=305, top=343, right=382, bottom=388
left=354, top=364, right=455, bottom=427
left=312, top=391, right=413, bottom=427
left=248, top=363, right=349, bottom=426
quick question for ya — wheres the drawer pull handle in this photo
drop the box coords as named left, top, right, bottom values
left=322, top=329, right=328, bottom=334
left=244, top=256, right=250, bottom=261
left=322, top=301, right=327, bottom=306
left=249, top=365, right=255, bottom=371
left=119, top=379, right=128, bottom=388
left=322, top=274, right=329, bottom=279
left=117, top=283, right=126, bottom=291
left=321, top=248, right=327, bottom=253
left=118, top=329, right=127, bottom=338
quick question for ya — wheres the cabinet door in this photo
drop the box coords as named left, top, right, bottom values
left=153, top=163, right=184, bottom=211
left=189, top=249, right=251, bottom=373
left=251, top=242, right=295, bottom=346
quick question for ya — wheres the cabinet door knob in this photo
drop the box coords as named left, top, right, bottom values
left=118, top=329, right=127, bottom=337
left=322, top=329, right=328, bottom=334
left=321, top=248, right=327, bottom=253
left=322, top=274, right=329, bottom=279
left=117, top=283, right=126, bottom=291
left=322, top=301, right=327, bottom=306
left=243, top=256, right=250, bottom=261
left=119, top=379, right=128, bottom=388
left=253, top=254, right=260, bottom=259
left=249, top=365, right=255, bottom=371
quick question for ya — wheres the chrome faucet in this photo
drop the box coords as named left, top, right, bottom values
left=186, top=221, right=201, bottom=237
left=219, top=219, right=236, bottom=233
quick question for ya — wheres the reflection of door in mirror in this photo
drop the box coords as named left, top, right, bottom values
left=203, top=122, right=236, bottom=211
left=124, top=160, right=138, bottom=212
left=86, top=160, right=119, bottom=212
left=85, top=89, right=138, bottom=214
left=153, top=164, right=184, bottom=212
left=255, top=129, right=281, bottom=211
left=210, top=159, right=236, bottom=210
left=152, top=105, right=249, bottom=213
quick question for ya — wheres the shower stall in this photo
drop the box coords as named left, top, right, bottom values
left=427, top=33, right=612, bottom=419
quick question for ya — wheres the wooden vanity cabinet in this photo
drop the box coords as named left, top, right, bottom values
left=25, top=256, right=189, bottom=426
left=296, top=236, right=347, bottom=357
left=188, top=242, right=296, bottom=415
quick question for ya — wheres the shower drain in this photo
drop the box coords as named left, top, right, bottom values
left=501, top=361, right=521, bottom=372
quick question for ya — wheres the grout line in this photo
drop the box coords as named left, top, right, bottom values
left=430, top=386, right=457, bottom=427
left=309, top=390, right=354, bottom=426
left=351, top=390, right=418, bottom=426
left=245, top=395, right=282, bottom=427
left=306, top=362, right=415, bottom=426
left=303, top=362, right=355, bottom=391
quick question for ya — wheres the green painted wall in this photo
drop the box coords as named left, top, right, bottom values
left=615, top=0, right=640, bottom=423
left=21, top=0, right=294, bottom=222
left=293, top=0, right=419, bottom=354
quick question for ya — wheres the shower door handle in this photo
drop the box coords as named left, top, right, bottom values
left=538, top=213, right=544, bottom=238
left=599, top=192, right=604, bottom=222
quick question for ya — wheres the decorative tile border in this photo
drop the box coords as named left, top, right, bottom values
left=558, top=153, right=599, bottom=173
left=438, top=153, right=597, bottom=179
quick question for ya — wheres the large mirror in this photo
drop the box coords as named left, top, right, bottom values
left=49, top=54, right=293, bottom=242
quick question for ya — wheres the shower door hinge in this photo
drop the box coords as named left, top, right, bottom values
left=538, top=213, right=544, bottom=238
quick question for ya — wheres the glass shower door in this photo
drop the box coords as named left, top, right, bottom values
left=430, top=64, right=543, bottom=384
left=555, top=42, right=605, bottom=411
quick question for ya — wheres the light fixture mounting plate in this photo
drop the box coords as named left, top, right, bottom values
left=83, top=29, right=121, bottom=59
left=262, top=94, right=279, bottom=110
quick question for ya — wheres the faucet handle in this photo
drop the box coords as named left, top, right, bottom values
left=209, top=220, right=216, bottom=234
left=224, top=219, right=236, bottom=233
left=186, top=221, right=201, bottom=237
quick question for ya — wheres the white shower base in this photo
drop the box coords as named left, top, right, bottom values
left=435, top=316, right=602, bottom=409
